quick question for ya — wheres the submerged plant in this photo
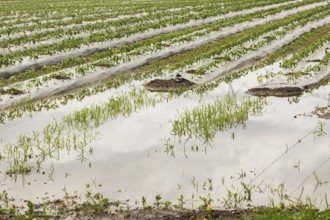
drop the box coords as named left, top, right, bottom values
left=1, top=88, right=169, bottom=177
left=171, top=95, right=266, bottom=145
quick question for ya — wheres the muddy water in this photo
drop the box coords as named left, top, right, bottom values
left=0, top=72, right=329, bottom=209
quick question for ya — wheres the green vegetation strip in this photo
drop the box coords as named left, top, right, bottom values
left=2, top=88, right=169, bottom=174
left=0, top=3, right=328, bottom=123
left=199, top=22, right=330, bottom=91
left=0, top=0, right=324, bottom=86
left=0, top=192, right=329, bottom=219
left=135, top=4, right=330, bottom=76
left=259, top=25, right=330, bottom=67
left=0, top=0, right=311, bottom=66
left=171, top=96, right=266, bottom=144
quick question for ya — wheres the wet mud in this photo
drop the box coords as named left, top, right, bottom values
left=246, top=86, right=303, bottom=97
left=145, top=76, right=195, bottom=92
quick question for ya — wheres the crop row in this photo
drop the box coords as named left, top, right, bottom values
left=287, top=45, right=330, bottom=82
left=186, top=8, right=330, bottom=77
left=0, top=4, right=206, bottom=27
left=0, top=2, right=326, bottom=96
left=0, top=0, right=324, bottom=76
left=171, top=96, right=266, bottom=144
left=3, top=2, right=327, bottom=86
left=0, top=0, right=286, bottom=23
left=2, top=88, right=170, bottom=174
left=281, top=29, right=330, bottom=69
left=133, top=6, right=330, bottom=78
left=0, top=3, right=224, bottom=36
left=1, top=4, right=329, bottom=122
left=0, top=0, right=299, bottom=46
left=0, top=0, right=225, bottom=18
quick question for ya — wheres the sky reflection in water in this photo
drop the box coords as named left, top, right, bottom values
left=0, top=74, right=329, bottom=208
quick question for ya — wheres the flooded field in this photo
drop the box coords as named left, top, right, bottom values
left=0, top=0, right=330, bottom=218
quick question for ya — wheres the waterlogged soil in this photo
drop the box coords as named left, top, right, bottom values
left=145, top=77, right=195, bottom=92
left=1, top=205, right=257, bottom=220
left=0, top=65, right=330, bottom=215
left=247, top=86, right=303, bottom=97
left=301, top=106, right=330, bottom=119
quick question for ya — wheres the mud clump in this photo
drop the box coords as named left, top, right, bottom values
left=52, top=75, right=72, bottom=80
left=306, top=59, right=321, bottom=63
left=247, top=87, right=303, bottom=97
left=145, top=75, right=195, bottom=92
left=186, top=69, right=196, bottom=74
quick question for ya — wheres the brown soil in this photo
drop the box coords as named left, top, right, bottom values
left=145, top=78, right=195, bottom=92
left=52, top=75, right=72, bottom=80
left=94, top=63, right=114, bottom=68
left=212, top=56, right=231, bottom=61
left=94, top=208, right=255, bottom=220
left=246, top=87, right=303, bottom=97
left=186, top=69, right=196, bottom=74
left=9, top=208, right=256, bottom=220
left=306, top=59, right=321, bottom=63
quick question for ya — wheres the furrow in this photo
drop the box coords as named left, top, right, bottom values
left=1, top=5, right=330, bottom=111
left=0, top=0, right=324, bottom=79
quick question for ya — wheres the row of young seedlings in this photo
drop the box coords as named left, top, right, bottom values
left=0, top=3, right=219, bottom=37
left=1, top=3, right=328, bottom=112
left=0, top=0, right=302, bottom=63
left=0, top=0, right=303, bottom=90
left=0, top=0, right=199, bottom=18
left=168, top=9, right=328, bottom=80
left=0, top=2, right=329, bottom=122
left=280, top=28, right=330, bottom=70
left=2, top=1, right=315, bottom=88
left=0, top=0, right=274, bottom=38
left=251, top=24, right=330, bottom=85
left=0, top=2, right=322, bottom=107
left=0, top=5, right=271, bottom=65
left=0, top=5, right=211, bottom=44
left=170, top=96, right=266, bottom=145
left=2, top=88, right=170, bottom=175
left=0, top=13, right=288, bottom=122
left=287, top=47, right=330, bottom=83
left=174, top=6, right=330, bottom=73
left=200, top=24, right=330, bottom=95
left=0, top=0, right=325, bottom=90
left=0, top=3, right=213, bottom=30
left=132, top=3, right=330, bottom=83
left=0, top=0, right=229, bottom=19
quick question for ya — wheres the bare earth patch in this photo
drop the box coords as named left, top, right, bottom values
left=145, top=77, right=195, bottom=92
left=246, top=86, right=303, bottom=97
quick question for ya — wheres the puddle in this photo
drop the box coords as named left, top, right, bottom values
left=0, top=72, right=329, bottom=209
